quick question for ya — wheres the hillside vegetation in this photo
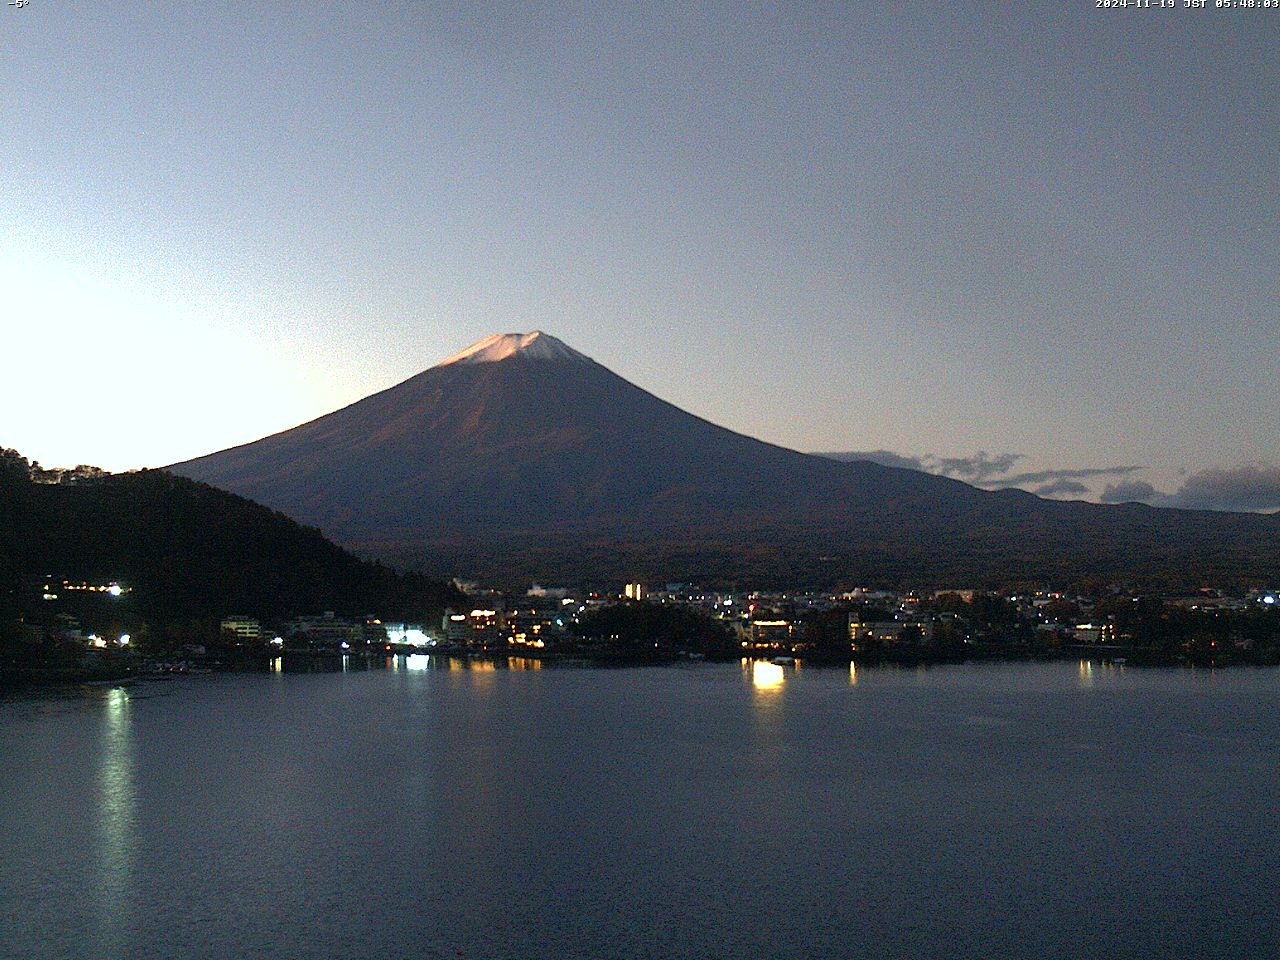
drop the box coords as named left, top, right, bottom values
left=0, top=448, right=458, bottom=633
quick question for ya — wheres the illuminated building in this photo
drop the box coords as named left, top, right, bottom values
left=220, top=615, right=261, bottom=642
left=624, top=582, right=646, bottom=601
left=1071, top=622, right=1116, bottom=644
left=506, top=603, right=568, bottom=649
left=749, top=619, right=793, bottom=650
left=443, top=610, right=469, bottom=643
left=286, top=612, right=365, bottom=648
left=848, top=614, right=934, bottom=651
left=383, top=622, right=432, bottom=647
left=466, top=608, right=504, bottom=646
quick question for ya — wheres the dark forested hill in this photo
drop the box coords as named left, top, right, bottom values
left=0, top=448, right=458, bottom=625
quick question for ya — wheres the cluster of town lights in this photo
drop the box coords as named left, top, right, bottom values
left=43, top=580, right=129, bottom=601
left=86, top=633, right=130, bottom=648
left=61, top=581, right=127, bottom=596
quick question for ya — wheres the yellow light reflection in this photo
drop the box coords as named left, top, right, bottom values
left=849, top=661, right=858, bottom=685
left=752, top=660, right=785, bottom=690
left=1078, top=659, right=1094, bottom=689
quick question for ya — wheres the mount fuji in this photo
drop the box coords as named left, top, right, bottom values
left=168, top=332, right=1278, bottom=587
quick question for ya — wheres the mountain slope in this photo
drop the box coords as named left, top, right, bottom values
left=168, top=332, right=1280, bottom=587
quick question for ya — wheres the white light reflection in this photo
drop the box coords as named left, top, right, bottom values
left=96, top=686, right=136, bottom=954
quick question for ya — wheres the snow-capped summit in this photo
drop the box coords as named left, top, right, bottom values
left=437, top=331, right=590, bottom=367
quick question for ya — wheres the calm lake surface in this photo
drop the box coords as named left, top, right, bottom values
left=2, top=658, right=1278, bottom=959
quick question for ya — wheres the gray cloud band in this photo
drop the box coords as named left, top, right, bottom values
left=818, top=450, right=1280, bottom=513
left=1102, top=464, right=1280, bottom=512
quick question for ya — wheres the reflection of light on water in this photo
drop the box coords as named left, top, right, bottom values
left=269, top=656, right=282, bottom=674
left=746, top=660, right=784, bottom=759
left=1078, top=660, right=1094, bottom=688
left=507, top=657, right=542, bottom=671
left=405, top=654, right=431, bottom=671
left=97, top=686, right=135, bottom=953
left=849, top=662, right=858, bottom=685
left=752, top=660, right=785, bottom=690
left=1076, top=658, right=1127, bottom=688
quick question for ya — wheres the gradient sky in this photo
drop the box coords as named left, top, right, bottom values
left=3, top=3, right=1277, bottom=507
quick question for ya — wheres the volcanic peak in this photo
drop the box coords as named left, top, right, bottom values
left=436, top=331, right=590, bottom=367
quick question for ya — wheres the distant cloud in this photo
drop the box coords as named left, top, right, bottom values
left=929, top=452, right=1024, bottom=483
left=1032, top=478, right=1092, bottom=498
left=988, top=464, right=1141, bottom=487
left=816, top=450, right=1025, bottom=483
left=1102, top=465, right=1280, bottom=513
left=1099, top=479, right=1159, bottom=503
left=1169, top=463, right=1280, bottom=512
left=816, top=450, right=1137, bottom=496
left=817, top=451, right=1280, bottom=513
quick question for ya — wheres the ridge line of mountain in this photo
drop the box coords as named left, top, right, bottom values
left=166, top=332, right=1279, bottom=588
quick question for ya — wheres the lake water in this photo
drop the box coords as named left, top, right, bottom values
left=2, top=658, right=1278, bottom=959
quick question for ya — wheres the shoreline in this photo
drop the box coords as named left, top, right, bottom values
left=7, top=644, right=1277, bottom=690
